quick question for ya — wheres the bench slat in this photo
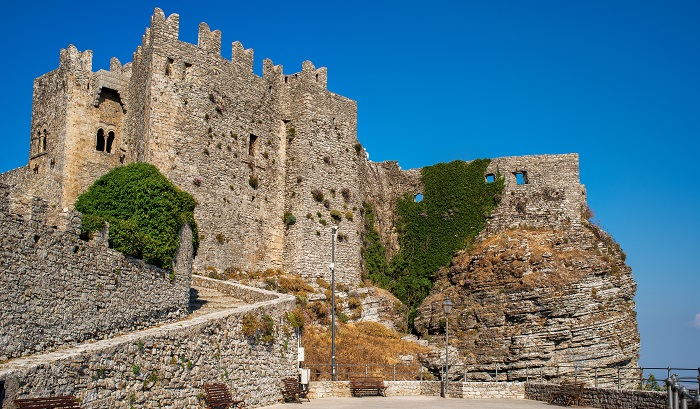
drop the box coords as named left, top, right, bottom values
left=203, top=384, right=243, bottom=409
left=14, top=396, right=81, bottom=409
left=349, top=377, right=386, bottom=397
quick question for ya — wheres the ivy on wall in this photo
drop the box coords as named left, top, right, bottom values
left=360, top=201, right=390, bottom=287
left=363, top=159, right=504, bottom=319
left=75, top=163, right=199, bottom=270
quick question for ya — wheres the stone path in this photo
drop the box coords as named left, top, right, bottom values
left=188, top=285, right=246, bottom=317
left=262, top=396, right=554, bottom=409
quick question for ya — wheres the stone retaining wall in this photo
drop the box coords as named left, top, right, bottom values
left=308, top=380, right=523, bottom=399
left=0, top=196, right=192, bottom=360
left=0, top=284, right=297, bottom=409
left=308, top=381, right=439, bottom=398
left=450, top=382, right=525, bottom=399
left=525, top=382, right=666, bottom=409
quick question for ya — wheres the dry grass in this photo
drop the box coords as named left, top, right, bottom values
left=302, top=321, right=429, bottom=380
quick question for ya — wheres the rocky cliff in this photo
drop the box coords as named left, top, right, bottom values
left=414, top=222, right=639, bottom=386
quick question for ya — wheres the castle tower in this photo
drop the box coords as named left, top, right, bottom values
left=21, top=44, right=129, bottom=227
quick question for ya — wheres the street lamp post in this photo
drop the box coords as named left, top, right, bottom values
left=330, top=225, right=338, bottom=381
left=443, top=297, right=453, bottom=398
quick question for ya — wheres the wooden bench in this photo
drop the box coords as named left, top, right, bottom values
left=13, top=396, right=81, bottom=409
left=203, top=383, right=244, bottom=409
left=349, top=377, right=386, bottom=397
left=282, top=377, right=309, bottom=403
left=548, top=381, right=585, bottom=407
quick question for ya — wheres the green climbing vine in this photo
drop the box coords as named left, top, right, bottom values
left=363, top=159, right=504, bottom=320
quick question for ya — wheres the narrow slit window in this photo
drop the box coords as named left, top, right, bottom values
left=106, top=131, right=115, bottom=153
left=515, top=171, right=528, bottom=185
left=249, top=134, right=258, bottom=156
left=485, top=174, right=495, bottom=183
left=96, top=129, right=105, bottom=151
left=165, top=57, right=174, bottom=76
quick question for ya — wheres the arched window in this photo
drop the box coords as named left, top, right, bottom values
left=96, top=129, right=105, bottom=151
left=106, top=131, right=115, bottom=153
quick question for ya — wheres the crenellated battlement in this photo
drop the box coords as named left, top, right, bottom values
left=198, top=22, right=222, bottom=53
left=59, top=45, right=92, bottom=73
left=150, top=7, right=179, bottom=40
left=231, top=41, right=254, bottom=71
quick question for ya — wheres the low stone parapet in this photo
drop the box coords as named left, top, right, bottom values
left=308, top=380, right=523, bottom=399
left=525, top=382, right=666, bottom=409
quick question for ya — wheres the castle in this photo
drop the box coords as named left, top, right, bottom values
left=0, top=8, right=588, bottom=288
left=0, top=7, right=641, bottom=407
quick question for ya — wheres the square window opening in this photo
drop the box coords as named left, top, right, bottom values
left=515, top=172, right=528, bottom=185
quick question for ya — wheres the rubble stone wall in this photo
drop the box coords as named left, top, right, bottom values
left=0, top=193, right=192, bottom=360
left=484, top=154, right=586, bottom=235
left=0, top=285, right=297, bottom=409
left=525, top=383, right=666, bottom=409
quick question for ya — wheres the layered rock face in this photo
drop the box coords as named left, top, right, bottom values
left=414, top=224, right=639, bottom=387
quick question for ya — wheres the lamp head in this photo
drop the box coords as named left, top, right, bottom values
left=443, top=297, right=453, bottom=314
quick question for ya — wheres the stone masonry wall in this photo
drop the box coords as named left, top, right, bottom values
left=0, top=282, right=297, bottom=409
left=525, top=383, right=666, bottom=409
left=308, top=380, right=523, bottom=399
left=361, top=161, right=422, bottom=260
left=484, top=154, right=587, bottom=235
left=282, top=61, right=363, bottom=287
left=0, top=196, right=191, bottom=360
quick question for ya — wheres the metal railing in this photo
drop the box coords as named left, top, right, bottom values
left=667, top=374, right=700, bottom=409
left=303, top=363, right=428, bottom=382
left=302, top=363, right=700, bottom=392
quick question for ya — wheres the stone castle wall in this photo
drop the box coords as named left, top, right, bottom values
left=483, top=154, right=587, bottom=235
left=0, top=190, right=192, bottom=360
left=0, top=280, right=298, bottom=409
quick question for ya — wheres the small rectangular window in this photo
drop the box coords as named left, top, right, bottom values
left=485, top=174, right=495, bottom=183
left=249, top=134, right=258, bottom=156
left=515, top=171, right=528, bottom=185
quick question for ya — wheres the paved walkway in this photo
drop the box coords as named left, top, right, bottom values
left=262, top=396, right=554, bottom=409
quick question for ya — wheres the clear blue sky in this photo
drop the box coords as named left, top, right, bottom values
left=1, top=1, right=698, bottom=369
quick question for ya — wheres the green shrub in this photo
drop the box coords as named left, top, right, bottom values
left=330, top=209, right=342, bottom=222
left=241, top=312, right=275, bottom=343
left=283, top=211, right=297, bottom=226
left=75, top=163, right=199, bottom=270
left=354, top=143, right=362, bottom=155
